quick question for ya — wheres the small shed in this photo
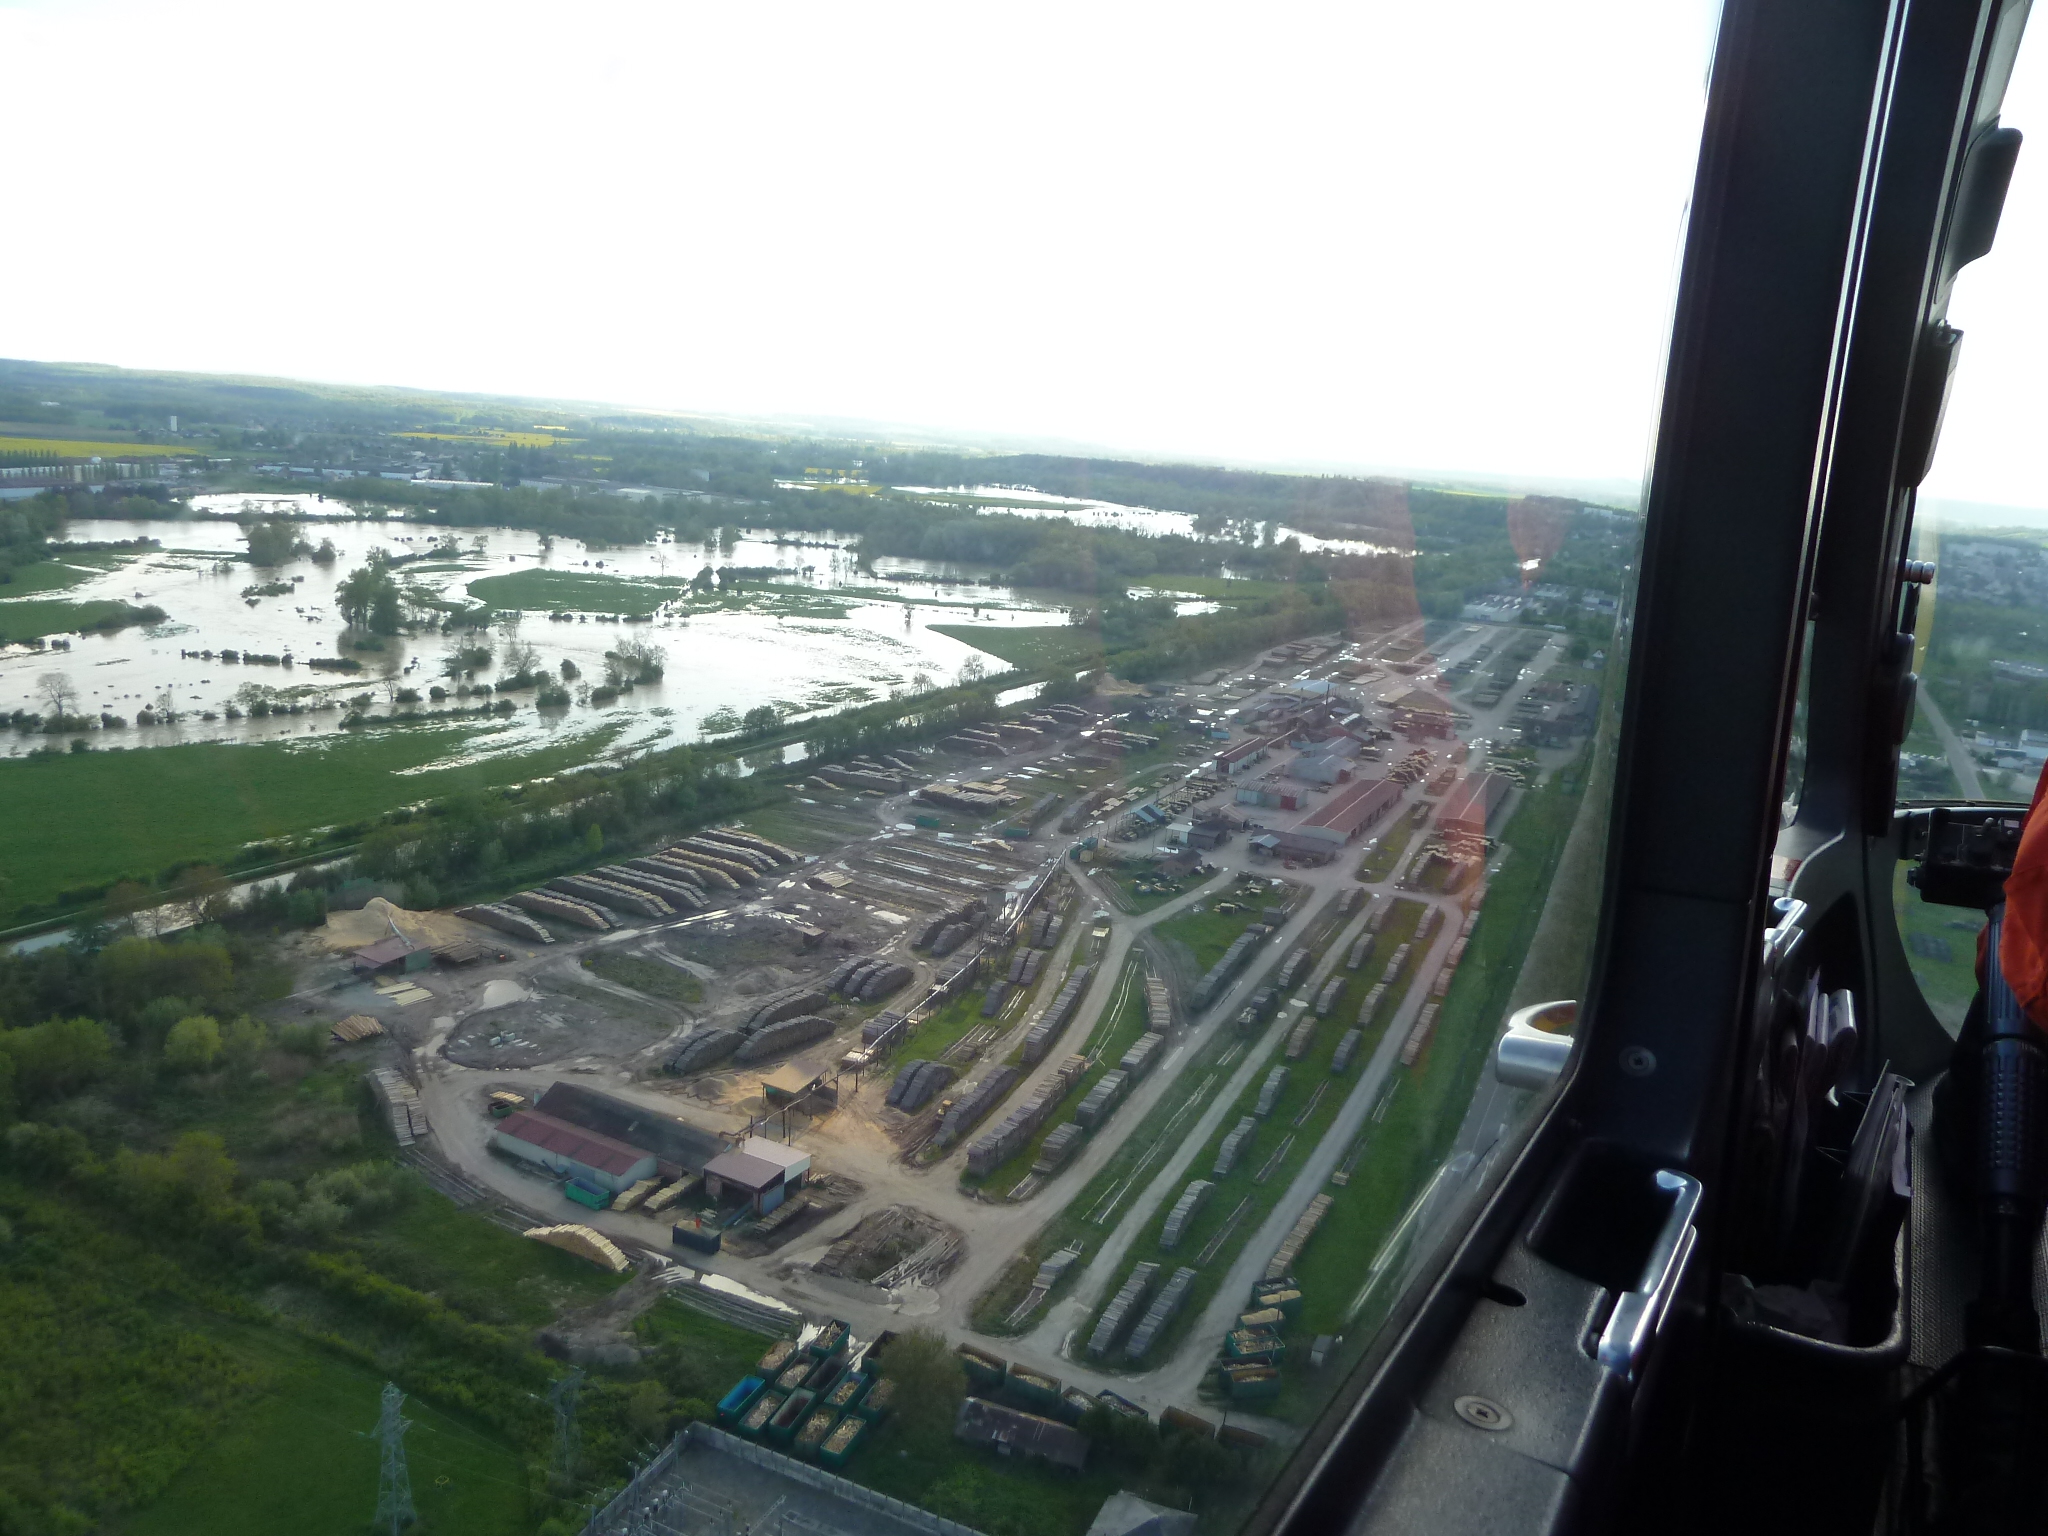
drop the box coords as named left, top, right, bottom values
left=762, top=1065, right=828, bottom=1109
left=352, top=936, right=432, bottom=975
left=741, top=1135, right=813, bottom=1189
left=702, top=1147, right=792, bottom=1214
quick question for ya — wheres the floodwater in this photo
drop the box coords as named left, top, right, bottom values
left=0, top=494, right=1068, bottom=761
left=891, top=483, right=1406, bottom=558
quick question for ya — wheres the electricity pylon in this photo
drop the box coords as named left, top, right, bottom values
left=363, top=1382, right=416, bottom=1536
left=548, top=1368, right=585, bottom=1493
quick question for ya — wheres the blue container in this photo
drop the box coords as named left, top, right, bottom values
left=717, top=1377, right=765, bottom=1422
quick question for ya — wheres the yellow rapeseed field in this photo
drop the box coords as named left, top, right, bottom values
left=0, top=436, right=195, bottom=458
left=396, top=429, right=578, bottom=449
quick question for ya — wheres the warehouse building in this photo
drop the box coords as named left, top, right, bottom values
left=1214, top=735, right=1279, bottom=777
left=534, top=1082, right=721, bottom=1175
left=1276, top=775, right=1403, bottom=856
left=1439, top=771, right=1511, bottom=838
left=491, top=1109, right=657, bottom=1193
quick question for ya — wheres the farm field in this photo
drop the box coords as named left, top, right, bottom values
left=397, top=428, right=580, bottom=448
left=0, top=435, right=194, bottom=457
left=0, top=721, right=623, bottom=920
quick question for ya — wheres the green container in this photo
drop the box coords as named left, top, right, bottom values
left=738, top=1389, right=786, bottom=1438
left=1221, top=1363, right=1281, bottom=1401
left=914, top=814, right=941, bottom=828
left=564, top=1180, right=611, bottom=1210
left=1057, top=1387, right=1096, bottom=1425
left=1226, top=1328, right=1285, bottom=1363
left=1006, top=1365, right=1062, bottom=1414
left=757, top=1339, right=799, bottom=1377
left=809, top=1319, right=849, bottom=1360
left=1251, top=1284, right=1302, bottom=1318
left=774, top=1358, right=815, bottom=1393
left=822, top=1371, right=869, bottom=1415
left=794, top=1405, right=839, bottom=1458
left=858, top=1377, right=897, bottom=1422
left=956, top=1345, right=1007, bottom=1391
left=768, top=1388, right=816, bottom=1444
left=820, top=1413, right=867, bottom=1467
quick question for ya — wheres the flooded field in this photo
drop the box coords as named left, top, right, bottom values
left=891, top=482, right=1406, bottom=558
left=0, top=494, right=1069, bottom=761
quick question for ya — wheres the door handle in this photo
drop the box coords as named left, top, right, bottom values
left=1595, top=1169, right=1702, bottom=1382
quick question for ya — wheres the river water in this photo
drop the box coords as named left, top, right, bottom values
left=0, top=493, right=1069, bottom=761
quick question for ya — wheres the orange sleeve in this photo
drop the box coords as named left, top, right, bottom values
left=1995, top=762, right=2048, bottom=1028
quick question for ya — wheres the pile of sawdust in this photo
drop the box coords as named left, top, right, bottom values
left=315, top=897, right=495, bottom=954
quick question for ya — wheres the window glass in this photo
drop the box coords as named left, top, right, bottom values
left=0, top=3, right=1711, bottom=1533
left=1896, top=33, right=2047, bottom=1025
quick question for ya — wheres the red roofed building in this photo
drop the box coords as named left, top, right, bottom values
left=490, top=1109, right=657, bottom=1192
left=1276, top=776, right=1403, bottom=856
left=1440, top=771, right=1511, bottom=838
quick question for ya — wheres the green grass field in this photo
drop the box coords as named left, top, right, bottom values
left=0, top=721, right=622, bottom=919
left=895, top=985, right=995, bottom=1064
left=0, top=551, right=128, bottom=598
left=584, top=950, right=705, bottom=1007
left=1893, top=862, right=1981, bottom=1028
left=466, top=568, right=851, bottom=620
left=632, top=1296, right=780, bottom=1402
left=927, top=623, right=1105, bottom=670
left=1356, top=813, right=1419, bottom=881
left=0, top=596, right=161, bottom=642
left=466, top=567, right=688, bottom=614
left=341, top=1189, right=631, bottom=1328
left=847, top=1415, right=1121, bottom=1536
left=124, top=1334, right=530, bottom=1536
left=1096, top=860, right=1212, bottom=914
left=1150, top=889, right=1280, bottom=974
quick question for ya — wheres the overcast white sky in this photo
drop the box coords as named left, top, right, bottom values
left=0, top=0, right=2041, bottom=506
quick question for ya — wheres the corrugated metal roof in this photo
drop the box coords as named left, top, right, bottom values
left=1298, top=775, right=1400, bottom=835
left=495, top=1109, right=650, bottom=1177
left=702, top=1149, right=786, bottom=1191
